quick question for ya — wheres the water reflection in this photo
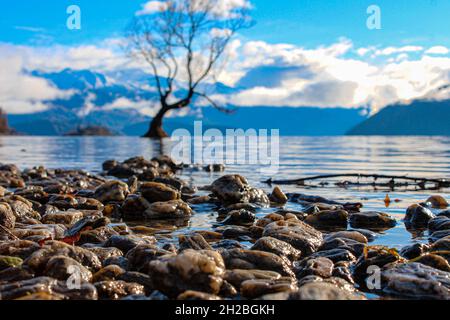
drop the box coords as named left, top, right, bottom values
left=0, top=135, right=449, bottom=247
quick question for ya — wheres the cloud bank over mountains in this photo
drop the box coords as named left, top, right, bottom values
left=1, top=34, right=450, bottom=115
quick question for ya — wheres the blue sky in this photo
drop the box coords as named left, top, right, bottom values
left=1, top=0, right=449, bottom=48
left=1, top=0, right=450, bottom=115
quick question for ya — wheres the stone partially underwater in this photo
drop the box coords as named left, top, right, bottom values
left=0, top=156, right=449, bottom=300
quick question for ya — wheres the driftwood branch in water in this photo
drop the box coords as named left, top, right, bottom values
left=263, top=173, right=450, bottom=190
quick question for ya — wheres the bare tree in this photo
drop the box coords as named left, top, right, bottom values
left=126, top=0, right=252, bottom=138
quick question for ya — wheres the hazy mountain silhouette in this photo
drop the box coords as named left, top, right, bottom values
left=348, top=99, right=450, bottom=136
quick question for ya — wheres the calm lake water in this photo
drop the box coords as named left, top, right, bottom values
left=0, top=135, right=449, bottom=249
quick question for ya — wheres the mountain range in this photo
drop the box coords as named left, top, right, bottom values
left=348, top=99, right=450, bottom=136
left=8, top=68, right=368, bottom=136
left=5, top=68, right=450, bottom=136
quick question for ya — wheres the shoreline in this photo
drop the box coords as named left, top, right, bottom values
left=0, top=155, right=450, bottom=300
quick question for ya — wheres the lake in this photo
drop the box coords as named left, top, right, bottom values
left=1, top=135, right=449, bottom=249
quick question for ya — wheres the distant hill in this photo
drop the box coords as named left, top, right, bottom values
left=6, top=68, right=368, bottom=136
left=348, top=99, right=450, bottom=136
left=124, top=106, right=368, bottom=136
left=64, top=125, right=115, bottom=136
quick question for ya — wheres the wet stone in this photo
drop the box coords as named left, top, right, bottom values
left=211, top=239, right=245, bottom=250
left=0, top=202, right=15, bottom=229
left=381, top=263, right=450, bottom=300
left=94, top=181, right=130, bottom=203
left=179, top=233, right=213, bottom=251
left=0, top=256, right=23, bottom=271
left=93, top=265, right=126, bottom=282
left=413, top=254, right=450, bottom=272
left=103, top=256, right=129, bottom=270
left=147, top=249, right=225, bottom=298
left=405, top=204, right=435, bottom=228
left=295, top=257, right=334, bottom=279
left=221, top=249, right=295, bottom=278
left=270, top=186, right=288, bottom=204
left=430, top=238, right=450, bottom=261
left=41, top=209, right=84, bottom=226
left=126, top=244, right=177, bottom=273
left=428, top=216, right=450, bottom=233
left=118, top=271, right=153, bottom=293
left=288, top=281, right=365, bottom=300
left=103, top=235, right=156, bottom=254
left=211, top=175, right=269, bottom=204
left=139, top=182, right=181, bottom=203
left=304, top=210, right=349, bottom=229
left=399, top=243, right=429, bottom=259
left=0, top=240, right=41, bottom=259
left=43, top=255, right=92, bottom=282
left=326, top=230, right=368, bottom=243
left=221, top=209, right=256, bottom=226
left=353, top=247, right=402, bottom=283
left=426, top=195, right=449, bottom=209
left=262, top=220, right=323, bottom=256
left=143, top=200, right=193, bottom=220
left=224, top=269, right=282, bottom=290
left=24, top=241, right=102, bottom=272
left=349, top=211, right=397, bottom=230
left=94, top=280, right=145, bottom=300
left=251, top=237, right=301, bottom=261
left=319, top=238, right=365, bottom=257
left=178, top=290, right=221, bottom=300
left=309, top=248, right=356, bottom=264
left=430, top=230, right=450, bottom=243
left=241, top=278, right=297, bottom=299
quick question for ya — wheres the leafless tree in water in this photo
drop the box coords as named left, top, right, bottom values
left=126, top=0, right=252, bottom=138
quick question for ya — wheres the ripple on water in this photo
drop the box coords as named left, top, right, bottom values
left=0, top=135, right=449, bottom=247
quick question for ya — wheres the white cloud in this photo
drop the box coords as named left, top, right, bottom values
left=1, top=35, right=450, bottom=116
left=425, top=46, right=449, bottom=55
left=137, top=0, right=251, bottom=18
left=0, top=52, right=70, bottom=114
left=136, top=1, right=168, bottom=15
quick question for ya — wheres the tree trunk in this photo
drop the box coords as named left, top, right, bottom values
left=143, top=106, right=170, bottom=138
left=143, top=97, right=192, bottom=138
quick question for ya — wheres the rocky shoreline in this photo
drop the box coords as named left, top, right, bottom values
left=0, top=156, right=449, bottom=300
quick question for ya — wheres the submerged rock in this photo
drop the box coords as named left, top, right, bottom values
left=349, top=211, right=397, bottom=230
